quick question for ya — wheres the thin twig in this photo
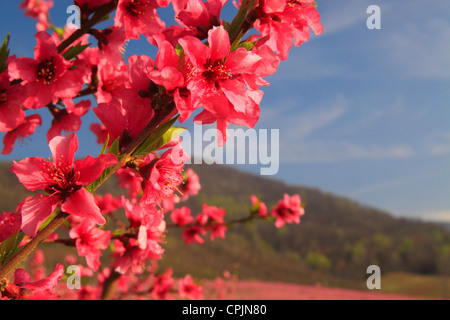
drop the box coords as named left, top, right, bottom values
left=0, top=210, right=69, bottom=280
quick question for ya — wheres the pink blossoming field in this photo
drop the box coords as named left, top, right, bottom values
left=0, top=0, right=323, bottom=300
left=202, top=280, right=422, bottom=300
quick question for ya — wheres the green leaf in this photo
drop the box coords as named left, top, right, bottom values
left=176, top=44, right=185, bottom=70
left=230, top=31, right=244, bottom=52
left=132, top=116, right=185, bottom=157
left=51, top=26, right=65, bottom=39
left=228, top=0, right=255, bottom=41
left=222, top=21, right=232, bottom=33
left=229, top=0, right=248, bottom=37
left=106, top=136, right=120, bottom=156
left=86, top=159, right=120, bottom=193
left=0, top=34, right=10, bottom=73
left=251, top=196, right=261, bottom=213
left=156, top=126, right=187, bottom=149
left=62, top=43, right=90, bottom=61
left=0, top=231, right=25, bottom=266
left=38, top=206, right=61, bottom=231
left=85, top=137, right=121, bottom=193
left=238, top=40, right=257, bottom=51
left=175, top=43, right=183, bottom=56
left=100, top=134, right=110, bottom=155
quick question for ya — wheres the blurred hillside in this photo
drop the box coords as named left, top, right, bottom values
left=0, top=162, right=449, bottom=298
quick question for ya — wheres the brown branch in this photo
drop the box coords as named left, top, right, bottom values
left=166, top=212, right=265, bottom=229
left=0, top=210, right=69, bottom=280
left=89, top=103, right=177, bottom=194
left=57, top=1, right=118, bottom=54
left=101, top=270, right=122, bottom=300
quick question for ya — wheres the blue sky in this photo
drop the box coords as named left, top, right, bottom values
left=0, top=1, right=449, bottom=222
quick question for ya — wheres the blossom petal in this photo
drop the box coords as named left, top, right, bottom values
left=22, top=81, right=54, bottom=109
left=0, top=212, right=22, bottom=242
left=49, top=133, right=78, bottom=167
left=27, top=263, right=65, bottom=292
left=46, top=114, right=81, bottom=143
left=154, top=36, right=180, bottom=70
left=208, top=26, right=230, bottom=62
left=14, top=269, right=31, bottom=285
left=93, top=102, right=127, bottom=142
left=16, top=114, right=42, bottom=137
left=8, top=57, right=37, bottom=82
left=262, top=21, right=295, bottom=61
left=11, top=157, right=52, bottom=191
left=84, top=247, right=101, bottom=271
left=0, top=101, right=25, bottom=132
left=176, top=0, right=209, bottom=27
left=52, top=74, right=83, bottom=100
left=34, top=32, right=58, bottom=61
left=128, top=54, right=155, bottom=90
left=21, top=194, right=59, bottom=237
left=174, top=89, right=196, bottom=123
left=225, top=48, right=262, bottom=74
left=74, top=153, right=118, bottom=186
left=263, top=0, right=285, bottom=13
left=179, top=36, right=209, bottom=69
left=1, top=130, right=18, bottom=155
left=25, top=264, right=65, bottom=300
left=220, top=79, right=248, bottom=113
left=61, top=188, right=106, bottom=225
left=147, top=67, right=184, bottom=91
left=303, top=5, right=324, bottom=35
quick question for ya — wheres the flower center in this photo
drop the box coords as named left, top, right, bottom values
left=44, top=162, right=81, bottom=201
left=102, top=79, right=118, bottom=93
left=126, top=0, right=151, bottom=17
left=202, top=60, right=232, bottom=83
left=158, top=166, right=184, bottom=198
left=37, top=58, right=56, bottom=84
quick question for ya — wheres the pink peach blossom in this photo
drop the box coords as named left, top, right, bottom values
left=8, top=32, right=85, bottom=109
left=178, top=274, right=203, bottom=300
left=270, top=193, right=304, bottom=228
left=11, top=133, right=117, bottom=236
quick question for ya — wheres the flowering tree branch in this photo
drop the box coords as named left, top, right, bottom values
left=0, top=209, right=68, bottom=280
left=0, top=0, right=323, bottom=300
left=57, top=1, right=118, bottom=54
